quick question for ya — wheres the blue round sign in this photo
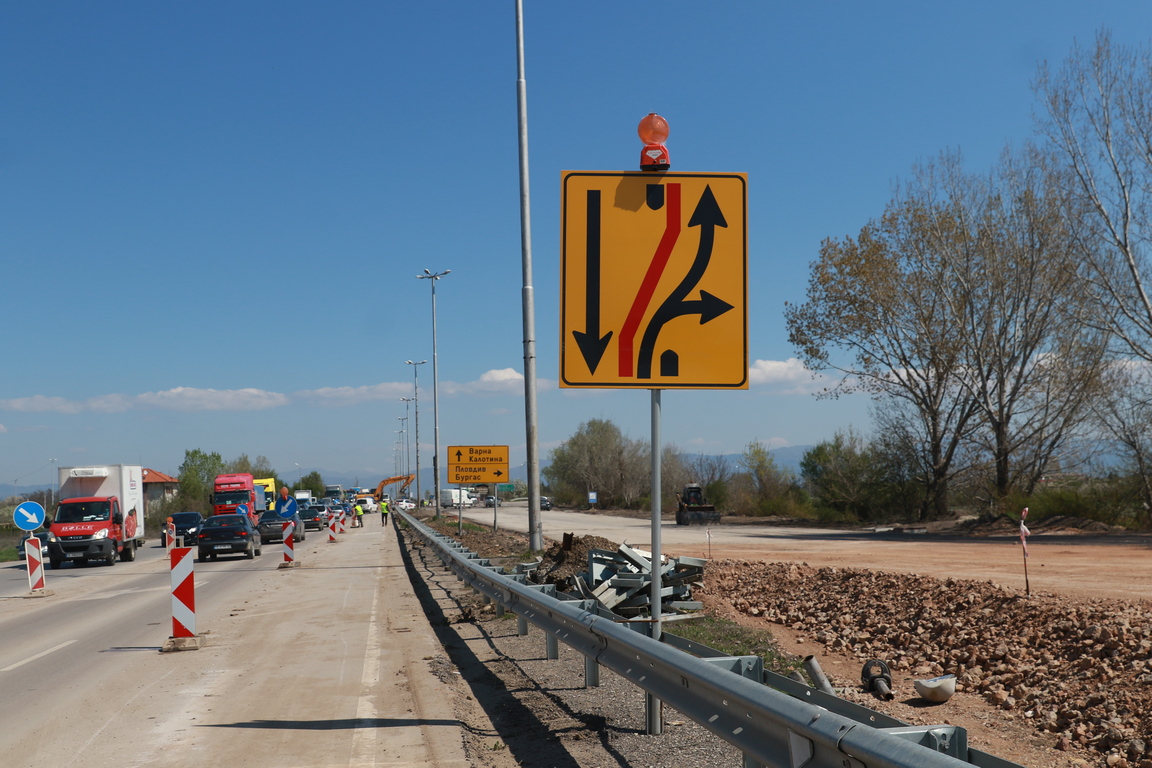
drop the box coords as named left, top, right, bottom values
left=14, top=501, right=47, bottom=532
left=236, top=503, right=249, bottom=516
left=277, top=497, right=298, bottom=520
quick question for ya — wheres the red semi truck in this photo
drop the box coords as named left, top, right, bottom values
left=46, top=464, right=146, bottom=569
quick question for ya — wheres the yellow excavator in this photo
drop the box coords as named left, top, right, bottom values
left=374, top=474, right=415, bottom=502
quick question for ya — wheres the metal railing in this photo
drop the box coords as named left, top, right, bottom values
left=396, top=509, right=1024, bottom=768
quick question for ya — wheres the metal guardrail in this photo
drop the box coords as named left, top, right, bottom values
left=396, top=510, right=1025, bottom=768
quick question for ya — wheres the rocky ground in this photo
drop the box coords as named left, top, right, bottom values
left=404, top=514, right=1148, bottom=767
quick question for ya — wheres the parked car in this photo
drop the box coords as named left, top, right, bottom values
left=258, top=510, right=306, bottom=544
left=196, top=514, right=261, bottom=561
left=540, top=496, right=554, bottom=510
left=18, top=532, right=49, bottom=560
left=159, top=511, right=206, bottom=546
left=299, top=505, right=325, bottom=531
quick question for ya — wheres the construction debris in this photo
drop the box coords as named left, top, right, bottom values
left=531, top=534, right=706, bottom=618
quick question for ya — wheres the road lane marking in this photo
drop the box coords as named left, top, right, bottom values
left=2, top=639, right=77, bottom=671
left=350, top=578, right=382, bottom=766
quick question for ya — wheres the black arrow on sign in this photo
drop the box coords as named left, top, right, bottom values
left=454, top=450, right=463, bottom=461
left=636, top=185, right=732, bottom=379
left=572, top=189, right=612, bottom=374
left=493, top=470, right=504, bottom=477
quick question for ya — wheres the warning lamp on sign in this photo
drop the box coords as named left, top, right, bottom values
left=638, top=112, right=670, bottom=172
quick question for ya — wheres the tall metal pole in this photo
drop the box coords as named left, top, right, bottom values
left=406, top=360, right=426, bottom=507
left=515, top=0, right=543, bottom=551
left=417, top=270, right=449, bottom=519
left=396, top=416, right=408, bottom=481
left=400, top=397, right=414, bottom=480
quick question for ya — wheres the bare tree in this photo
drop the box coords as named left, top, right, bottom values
left=1091, top=361, right=1152, bottom=526
left=918, top=150, right=1108, bottom=497
left=1035, top=31, right=1152, bottom=362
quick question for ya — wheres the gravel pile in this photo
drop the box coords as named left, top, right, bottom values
left=698, top=560, right=1152, bottom=767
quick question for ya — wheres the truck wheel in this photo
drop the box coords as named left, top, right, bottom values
left=105, top=549, right=117, bottom=566
left=120, top=541, right=136, bottom=562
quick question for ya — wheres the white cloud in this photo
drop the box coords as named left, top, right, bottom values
left=0, top=395, right=85, bottom=414
left=136, top=387, right=289, bottom=411
left=444, top=368, right=524, bottom=396
left=0, top=387, right=290, bottom=413
left=0, top=423, right=7, bottom=433
left=295, top=382, right=411, bottom=407
left=748, top=358, right=834, bottom=394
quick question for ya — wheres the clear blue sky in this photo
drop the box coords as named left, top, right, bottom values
left=3, top=2, right=1150, bottom=487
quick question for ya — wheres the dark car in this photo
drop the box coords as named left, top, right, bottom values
left=196, top=514, right=261, bottom=561
left=540, top=496, right=554, bottom=510
left=18, top=532, right=50, bottom=560
left=299, top=505, right=326, bottom=531
left=258, top=510, right=306, bottom=544
left=160, top=511, right=206, bottom=546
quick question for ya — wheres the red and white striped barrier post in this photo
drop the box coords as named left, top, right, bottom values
left=328, top=513, right=338, bottom=542
left=166, top=521, right=176, bottom=550
left=282, top=521, right=295, bottom=563
left=338, top=508, right=347, bottom=534
left=25, top=536, right=46, bottom=593
left=162, top=547, right=203, bottom=651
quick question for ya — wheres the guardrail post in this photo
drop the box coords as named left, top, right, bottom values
left=546, top=631, right=558, bottom=660
left=517, top=616, right=528, bottom=636
left=584, top=654, right=600, bottom=688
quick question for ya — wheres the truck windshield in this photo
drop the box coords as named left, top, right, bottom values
left=55, top=501, right=111, bottom=523
left=212, top=491, right=250, bottom=505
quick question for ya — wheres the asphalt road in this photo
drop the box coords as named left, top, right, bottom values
left=0, top=522, right=469, bottom=768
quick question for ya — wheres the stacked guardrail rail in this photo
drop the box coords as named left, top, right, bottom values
left=396, top=509, right=1024, bottom=768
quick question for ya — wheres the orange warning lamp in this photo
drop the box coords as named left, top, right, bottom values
left=638, top=112, right=670, bottom=171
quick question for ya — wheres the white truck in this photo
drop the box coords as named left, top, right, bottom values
left=46, top=464, right=147, bottom=568
left=439, top=488, right=474, bottom=508
left=294, top=490, right=315, bottom=506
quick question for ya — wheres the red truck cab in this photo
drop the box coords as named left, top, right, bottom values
left=46, top=495, right=137, bottom=568
left=212, top=473, right=259, bottom=526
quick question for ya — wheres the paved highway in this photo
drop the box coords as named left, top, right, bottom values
left=0, top=523, right=469, bottom=768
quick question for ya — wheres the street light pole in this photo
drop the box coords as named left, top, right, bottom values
left=400, top=397, right=414, bottom=481
left=406, top=359, right=427, bottom=508
left=514, top=0, right=543, bottom=551
left=397, top=415, right=409, bottom=478
left=417, top=269, right=449, bottom=519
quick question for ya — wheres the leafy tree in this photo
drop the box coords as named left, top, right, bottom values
left=735, top=441, right=806, bottom=517
left=177, top=449, right=224, bottom=513
left=786, top=184, right=980, bottom=519
left=545, top=419, right=650, bottom=508
left=800, top=429, right=887, bottom=521
left=293, top=471, right=325, bottom=499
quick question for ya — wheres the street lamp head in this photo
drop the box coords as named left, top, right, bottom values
left=406, top=359, right=427, bottom=366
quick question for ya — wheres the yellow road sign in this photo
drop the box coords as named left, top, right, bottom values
left=560, top=171, right=747, bottom=388
left=447, top=445, right=510, bottom=484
